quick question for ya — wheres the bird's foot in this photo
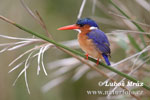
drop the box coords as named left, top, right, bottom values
left=85, top=54, right=88, bottom=60
left=96, top=58, right=100, bottom=65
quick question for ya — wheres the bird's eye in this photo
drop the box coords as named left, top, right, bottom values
left=79, top=24, right=84, bottom=27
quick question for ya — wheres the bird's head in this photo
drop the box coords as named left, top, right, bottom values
left=57, top=18, right=99, bottom=32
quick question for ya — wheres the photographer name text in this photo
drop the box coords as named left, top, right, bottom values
left=98, top=81, right=143, bottom=87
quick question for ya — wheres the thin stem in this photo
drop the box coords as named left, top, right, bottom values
left=109, top=11, right=150, bottom=28
left=77, top=0, right=87, bottom=19
left=20, top=0, right=52, bottom=38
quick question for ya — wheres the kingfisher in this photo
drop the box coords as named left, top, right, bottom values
left=58, top=18, right=111, bottom=66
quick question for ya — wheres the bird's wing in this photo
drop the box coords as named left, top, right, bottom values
left=86, top=29, right=111, bottom=54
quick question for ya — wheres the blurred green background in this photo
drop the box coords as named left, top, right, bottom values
left=0, top=0, right=150, bottom=100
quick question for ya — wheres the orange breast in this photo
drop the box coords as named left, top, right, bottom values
left=78, top=33, right=101, bottom=58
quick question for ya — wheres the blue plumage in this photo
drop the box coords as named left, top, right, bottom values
left=76, top=18, right=99, bottom=28
left=86, top=29, right=110, bottom=55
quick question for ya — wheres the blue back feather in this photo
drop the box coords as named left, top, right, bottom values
left=102, top=53, right=111, bottom=65
left=86, top=29, right=110, bottom=54
left=87, top=29, right=111, bottom=66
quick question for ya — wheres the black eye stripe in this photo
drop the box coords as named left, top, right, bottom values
left=77, top=24, right=84, bottom=27
left=80, top=24, right=84, bottom=27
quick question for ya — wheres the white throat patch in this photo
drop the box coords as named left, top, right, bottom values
left=74, top=29, right=81, bottom=33
left=89, top=27, right=98, bottom=30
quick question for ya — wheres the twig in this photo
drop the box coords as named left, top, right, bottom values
left=35, top=11, right=52, bottom=38
left=77, top=0, right=87, bottom=19
left=112, top=30, right=150, bottom=35
left=109, top=11, right=150, bottom=28
left=0, top=15, right=15, bottom=25
left=20, top=0, right=51, bottom=37
left=112, top=46, right=150, bottom=67
left=92, top=0, right=97, bottom=16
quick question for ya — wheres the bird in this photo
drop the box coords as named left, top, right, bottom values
left=58, top=18, right=111, bottom=66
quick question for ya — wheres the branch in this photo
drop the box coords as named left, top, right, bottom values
left=77, top=0, right=87, bottom=19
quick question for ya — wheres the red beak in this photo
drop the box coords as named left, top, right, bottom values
left=57, top=24, right=80, bottom=30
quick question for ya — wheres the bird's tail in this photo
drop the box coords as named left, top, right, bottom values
left=102, top=53, right=111, bottom=66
